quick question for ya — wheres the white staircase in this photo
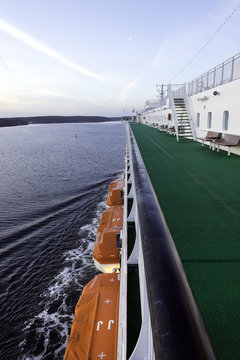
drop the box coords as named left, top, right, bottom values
left=168, top=85, right=196, bottom=141
left=174, top=98, right=193, bottom=138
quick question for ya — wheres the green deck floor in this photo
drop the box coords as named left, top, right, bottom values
left=130, top=123, right=240, bottom=360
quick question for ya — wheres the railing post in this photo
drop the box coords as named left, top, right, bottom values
left=231, top=56, right=235, bottom=81
left=221, top=63, right=224, bottom=85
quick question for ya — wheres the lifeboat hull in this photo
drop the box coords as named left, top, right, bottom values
left=106, top=179, right=124, bottom=206
left=64, top=273, right=120, bottom=360
left=93, top=205, right=123, bottom=273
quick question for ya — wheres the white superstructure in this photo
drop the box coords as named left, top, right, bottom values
left=136, top=52, right=240, bottom=154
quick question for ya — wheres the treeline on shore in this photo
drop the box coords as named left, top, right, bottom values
left=0, top=116, right=122, bottom=128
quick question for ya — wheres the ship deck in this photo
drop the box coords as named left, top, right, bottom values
left=130, top=122, right=240, bottom=360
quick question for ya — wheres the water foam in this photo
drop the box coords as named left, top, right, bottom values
left=20, top=199, right=106, bottom=359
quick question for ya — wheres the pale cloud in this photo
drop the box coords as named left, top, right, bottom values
left=121, top=78, right=139, bottom=101
left=0, top=18, right=105, bottom=82
left=122, top=78, right=138, bottom=93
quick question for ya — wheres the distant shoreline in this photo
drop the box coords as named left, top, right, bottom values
left=0, top=116, right=122, bottom=128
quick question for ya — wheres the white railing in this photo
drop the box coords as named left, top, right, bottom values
left=117, top=124, right=155, bottom=360
left=171, top=84, right=186, bottom=98
left=182, top=87, right=197, bottom=140
left=187, top=52, right=240, bottom=96
left=117, top=139, right=128, bottom=360
left=144, top=97, right=167, bottom=110
left=128, top=219, right=155, bottom=360
left=168, top=85, right=179, bottom=141
left=144, top=99, right=161, bottom=110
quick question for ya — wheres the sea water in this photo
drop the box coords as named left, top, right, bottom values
left=0, top=122, right=125, bottom=359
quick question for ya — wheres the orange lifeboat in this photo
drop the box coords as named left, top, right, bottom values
left=64, top=273, right=120, bottom=360
left=106, top=179, right=124, bottom=206
left=93, top=205, right=123, bottom=273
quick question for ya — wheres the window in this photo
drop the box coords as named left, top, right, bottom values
left=223, top=111, right=229, bottom=131
left=196, top=113, right=200, bottom=127
left=207, top=112, right=212, bottom=129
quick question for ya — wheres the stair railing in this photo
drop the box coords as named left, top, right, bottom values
left=182, top=85, right=197, bottom=140
left=168, top=84, right=179, bottom=141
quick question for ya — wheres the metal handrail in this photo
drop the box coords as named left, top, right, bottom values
left=168, top=85, right=179, bottom=141
left=187, top=52, right=240, bottom=96
left=182, top=87, right=197, bottom=140
left=129, top=126, right=217, bottom=360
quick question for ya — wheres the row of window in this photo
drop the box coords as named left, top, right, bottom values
left=196, top=111, right=229, bottom=131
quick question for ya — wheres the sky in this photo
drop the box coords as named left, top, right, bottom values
left=0, top=0, right=240, bottom=117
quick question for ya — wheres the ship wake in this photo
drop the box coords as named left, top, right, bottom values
left=19, top=198, right=106, bottom=360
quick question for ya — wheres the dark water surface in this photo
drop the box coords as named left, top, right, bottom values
left=0, top=122, right=125, bottom=359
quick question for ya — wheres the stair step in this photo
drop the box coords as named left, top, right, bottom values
left=173, top=98, right=194, bottom=139
left=179, top=134, right=193, bottom=138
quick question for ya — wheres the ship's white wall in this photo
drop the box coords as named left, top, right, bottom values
left=138, top=103, right=172, bottom=128
left=138, top=79, right=240, bottom=136
left=189, top=78, right=240, bottom=137
left=137, top=79, right=240, bottom=155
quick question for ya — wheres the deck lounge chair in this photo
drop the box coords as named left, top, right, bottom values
left=198, top=131, right=221, bottom=148
left=213, top=134, right=240, bottom=156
